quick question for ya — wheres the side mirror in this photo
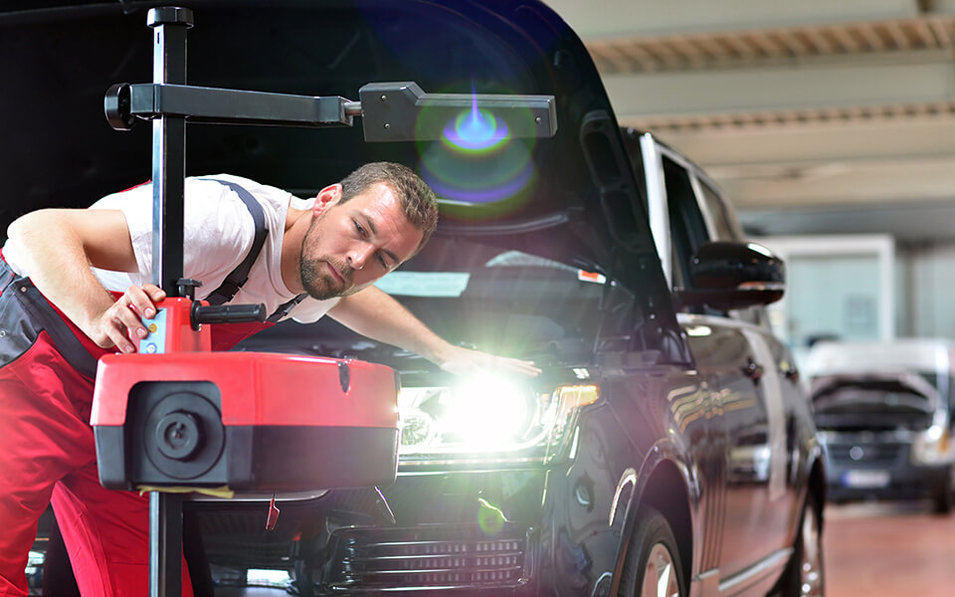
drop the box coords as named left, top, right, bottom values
left=676, top=241, right=785, bottom=310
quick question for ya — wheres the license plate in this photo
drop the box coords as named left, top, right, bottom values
left=842, top=469, right=890, bottom=488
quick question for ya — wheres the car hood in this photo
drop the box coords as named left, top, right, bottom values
left=1, top=0, right=660, bottom=291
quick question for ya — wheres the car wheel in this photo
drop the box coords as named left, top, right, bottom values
left=617, top=506, right=686, bottom=597
left=775, top=491, right=825, bottom=597
left=932, top=475, right=953, bottom=514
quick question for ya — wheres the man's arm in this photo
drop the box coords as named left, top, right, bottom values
left=327, top=285, right=541, bottom=377
left=5, top=208, right=165, bottom=352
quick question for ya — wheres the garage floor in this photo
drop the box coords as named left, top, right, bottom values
left=824, top=500, right=955, bottom=597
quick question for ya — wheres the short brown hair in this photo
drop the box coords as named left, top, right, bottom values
left=339, top=162, right=438, bottom=253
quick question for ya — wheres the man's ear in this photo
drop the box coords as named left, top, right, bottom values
left=313, top=183, right=343, bottom=215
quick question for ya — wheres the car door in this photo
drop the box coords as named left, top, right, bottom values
left=645, top=141, right=797, bottom=587
left=695, top=172, right=804, bottom=562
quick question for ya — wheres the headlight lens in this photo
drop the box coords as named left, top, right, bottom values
left=912, top=425, right=954, bottom=465
left=397, top=375, right=598, bottom=462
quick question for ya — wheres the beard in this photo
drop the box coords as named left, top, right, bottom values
left=299, top=214, right=349, bottom=300
left=300, top=256, right=351, bottom=300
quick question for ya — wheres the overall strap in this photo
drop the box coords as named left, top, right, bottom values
left=266, top=293, right=308, bottom=323
left=201, top=178, right=308, bottom=322
left=201, top=178, right=269, bottom=306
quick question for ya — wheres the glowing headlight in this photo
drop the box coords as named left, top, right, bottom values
left=912, top=425, right=955, bottom=465
left=397, top=376, right=599, bottom=462
left=441, top=376, right=531, bottom=445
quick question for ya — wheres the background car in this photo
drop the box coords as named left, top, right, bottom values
left=6, top=0, right=826, bottom=595
left=806, top=338, right=955, bottom=513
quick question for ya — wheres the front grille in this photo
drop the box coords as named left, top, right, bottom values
left=324, top=524, right=535, bottom=593
left=827, top=442, right=904, bottom=464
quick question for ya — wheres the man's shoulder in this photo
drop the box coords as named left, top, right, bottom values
left=191, top=174, right=282, bottom=194
left=191, top=174, right=304, bottom=210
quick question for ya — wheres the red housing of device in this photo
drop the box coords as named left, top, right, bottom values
left=90, top=298, right=401, bottom=492
left=91, top=352, right=398, bottom=429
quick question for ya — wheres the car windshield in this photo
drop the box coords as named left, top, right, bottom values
left=811, top=375, right=940, bottom=431
left=242, top=235, right=638, bottom=372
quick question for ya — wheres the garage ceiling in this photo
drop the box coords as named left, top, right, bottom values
left=545, top=0, right=955, bottom=242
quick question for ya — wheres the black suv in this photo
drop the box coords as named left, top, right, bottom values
left=6, top=1, right=826, bottom=595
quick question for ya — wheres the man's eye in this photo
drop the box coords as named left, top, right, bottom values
left=354, top=221, right=366, bottom=236
left=378, top=254, right=390, bottom=269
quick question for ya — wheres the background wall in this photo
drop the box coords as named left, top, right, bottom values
left=756, top=234, right=955, bottom=369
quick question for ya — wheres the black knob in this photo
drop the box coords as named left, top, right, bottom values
left=104, top=83, right=135, bottom=131
left=154, top=411, right=202, bottom=461
left=147, top=6, right=194, bottom=28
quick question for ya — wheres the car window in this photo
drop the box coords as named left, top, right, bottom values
left=661, top=155, right=768, bottom=323
left=697, top=177, right=742, bottom=241
left=662, top=155, right=708, bottom=295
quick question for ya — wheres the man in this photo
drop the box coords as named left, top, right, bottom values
left=0, top=162, right=539, bottom=596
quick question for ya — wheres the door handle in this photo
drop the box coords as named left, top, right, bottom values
left=742, top=358, right=764, bottom=381
left=782, top=366, right=800, bottom=383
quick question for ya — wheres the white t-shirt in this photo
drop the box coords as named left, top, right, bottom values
left=10, top=174, right=339, bottom=323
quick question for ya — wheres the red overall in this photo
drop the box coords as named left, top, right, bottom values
left=0, top=255, right=269, bottom=596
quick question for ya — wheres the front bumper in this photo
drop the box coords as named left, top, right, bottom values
left=319, top=523, right=538, bottom=594
left=824, top=439, right=952, bottom=501
left=312, top=469, right=548, bottom=595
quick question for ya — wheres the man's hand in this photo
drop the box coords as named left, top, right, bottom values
left=436, top=344, right=542, bottom=378
left=329, top=288, right=541, bottom=377
left=89, top=284, right=166, bottom=352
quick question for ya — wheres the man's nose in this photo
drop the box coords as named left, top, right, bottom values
left=347, top=243, right=375, bottom=270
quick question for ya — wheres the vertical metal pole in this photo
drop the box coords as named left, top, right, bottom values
left=149, top=492, right=185, bottom=597
left=145, top=7, right=193, bottom=597
left=148, top=6, right=192, bottom=297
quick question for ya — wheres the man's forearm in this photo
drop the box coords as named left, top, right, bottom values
left=5, top=208, right=161, bottom=351
left=327, top=286, right=453, bottom=365
left=6, top=209, right=119, bottom=334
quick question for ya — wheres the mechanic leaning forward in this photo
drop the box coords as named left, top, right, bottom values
left=0, top=161, right=541, bottom=597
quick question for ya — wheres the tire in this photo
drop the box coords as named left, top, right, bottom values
left=617, top=506, right=686, bottom=597
left=775, top=491, right=825, bottom=597
left=931, top=473, right=953, bottom=514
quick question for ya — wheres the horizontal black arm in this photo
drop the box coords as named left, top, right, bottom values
left=106, top=82, right=356, bottom=130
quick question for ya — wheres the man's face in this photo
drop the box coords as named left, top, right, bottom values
left=299, top=182, right=424, bottom=300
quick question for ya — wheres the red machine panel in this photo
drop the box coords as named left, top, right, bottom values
left=91, top=298, right=400, bottom=492
left=91, top=352, right=398, bottom=428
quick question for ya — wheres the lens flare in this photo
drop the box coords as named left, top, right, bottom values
left=415, top=83, right=538, bottom=217
left=477, top=498, right=507, bottom=536
left=421, top=148, right=535, bottom=205
left=442, top=94, right=510, bottom=152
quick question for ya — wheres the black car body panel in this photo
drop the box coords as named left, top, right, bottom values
left=6, top=1, right=825, bottom=595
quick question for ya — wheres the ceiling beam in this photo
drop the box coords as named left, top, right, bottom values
left=544, top=0, right=931, bottom=39
left=603, top=49, right=955, bottom=120
left=653, top=115, right=955, bottom=169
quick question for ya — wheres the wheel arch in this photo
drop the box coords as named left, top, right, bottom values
left=612, top=455, right=694, bottom=594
